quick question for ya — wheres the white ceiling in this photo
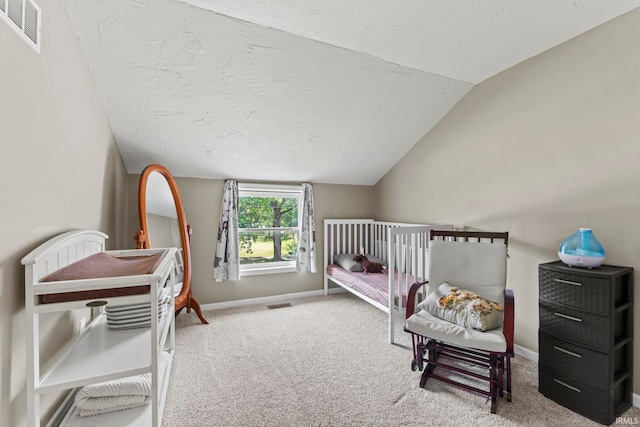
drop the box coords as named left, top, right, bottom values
left=64, top=0, right=640, bottom=185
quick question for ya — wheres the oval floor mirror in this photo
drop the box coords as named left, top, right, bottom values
left=136, top=164, right=208, bottom=324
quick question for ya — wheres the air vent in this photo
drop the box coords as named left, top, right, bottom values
left=1, top=0, right=41, bottom=52
left=266, top=302, right=292, bottom=310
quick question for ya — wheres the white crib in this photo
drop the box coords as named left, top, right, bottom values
left=323, top=219, right=453, bottom=344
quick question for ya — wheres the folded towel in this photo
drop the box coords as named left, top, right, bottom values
left=75, top=351, right=171, bottom=417
left=106, top=289, right=172, bottom=330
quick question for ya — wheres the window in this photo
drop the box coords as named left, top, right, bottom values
left=238, top=183, right=302, bottom=275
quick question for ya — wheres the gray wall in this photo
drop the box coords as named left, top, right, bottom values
left=375, top=9, right=640, bottom=392
left=0, top=2, right=128, bottom=426
left=127, top=175, right=376, bottom=305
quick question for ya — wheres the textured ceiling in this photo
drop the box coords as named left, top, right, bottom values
left=64, top=0, right=640, bottom=185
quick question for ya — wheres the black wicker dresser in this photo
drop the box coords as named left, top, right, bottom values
left=538, top=260, right=633, bottom=425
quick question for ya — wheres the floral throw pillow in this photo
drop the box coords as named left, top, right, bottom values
left=417, top=283, right=504, bottom=331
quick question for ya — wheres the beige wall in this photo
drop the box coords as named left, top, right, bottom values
left=0, top=2, right=128, bottom=426
left=127, top=176, right=376, bottom=305
left=375, top=9, right=640, bottom=391
left=4, top=3, right=640, bottom=423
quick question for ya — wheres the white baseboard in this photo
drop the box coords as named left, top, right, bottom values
left=200, top=293, right=640, bottom=410
left=514, top=344, right=538, bottom=362
left=199, top=287, right=345, bottom=312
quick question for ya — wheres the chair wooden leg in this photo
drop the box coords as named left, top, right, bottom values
left=490, top=354, right=498, bottom=414
left=417, top=341, right=426, bottom=371
left=419, top=351, right=436, bottom=388
left=497, top=356, right=504, bottom=397
left=409, top=334, right=429, bottom=372
left=506, top=356, right=512, bottom=402
left=419, top=341, right=438, bottom=388
left=419, top=368, right=429, bottom=388
left=410, top=334, right=422, bottom=371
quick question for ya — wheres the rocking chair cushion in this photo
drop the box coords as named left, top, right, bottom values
left=406, top=309, right=507, bottom=352
left=417, top=283, right=503, bottom=331
left=427, top=240, right=507, bottom=304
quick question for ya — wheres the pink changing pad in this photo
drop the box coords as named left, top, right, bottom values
left=39, top=252, right=164, bottom=303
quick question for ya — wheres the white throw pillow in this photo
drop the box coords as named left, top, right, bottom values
left=417, top=283, right=503, bottom=331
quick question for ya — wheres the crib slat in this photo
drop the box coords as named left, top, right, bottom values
left=330, top=224, right=335, bottom=262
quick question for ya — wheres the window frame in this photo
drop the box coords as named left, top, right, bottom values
left=238, top=182, right=303, bottom=276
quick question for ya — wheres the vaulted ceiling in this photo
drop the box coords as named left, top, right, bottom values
left=64, top=0, right=640, bottom=185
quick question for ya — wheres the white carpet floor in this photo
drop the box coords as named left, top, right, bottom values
left=162, top=292, right=640, bottom=426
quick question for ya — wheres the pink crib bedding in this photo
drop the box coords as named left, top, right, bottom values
left=326, top=264, right=420, bottom=308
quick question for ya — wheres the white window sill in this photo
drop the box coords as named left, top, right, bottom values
left=240, top=265, right=297, bottom=276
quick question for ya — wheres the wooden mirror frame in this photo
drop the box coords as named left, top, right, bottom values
left=136, top=164, right=208, bottom=324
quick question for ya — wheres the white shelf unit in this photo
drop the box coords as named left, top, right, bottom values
left=22, top=230, right=177, bottom=427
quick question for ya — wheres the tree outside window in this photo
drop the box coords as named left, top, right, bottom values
left=238, top=184, right=301, bottom=268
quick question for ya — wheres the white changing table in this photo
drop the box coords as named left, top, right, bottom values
left=21, top=230, right=176, bottom=427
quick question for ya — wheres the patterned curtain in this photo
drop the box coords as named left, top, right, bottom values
left=296, top=183, right=316, bottom=273
left=213, top=180, right=240, bottom=282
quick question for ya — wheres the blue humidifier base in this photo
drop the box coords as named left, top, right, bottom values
left=558, top=252, right=605, bottom=268
left=558, top=228, right=605, bottom=268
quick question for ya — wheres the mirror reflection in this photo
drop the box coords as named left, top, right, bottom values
left=145, top=172, right=185, bottom=290
left=145, top=171, right=181, bottom=249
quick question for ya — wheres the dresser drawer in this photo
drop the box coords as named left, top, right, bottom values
left=539, top=262, right=633, bottom=314
left=539, top=302, right=610, bottom=352
left=539, top=332, right=612, bottom=388
left=539, top=369, right=631, bottom=425
left=539, top=331, right=610, bottom=385
left=540, top=301, right=630, bottom=352
left=539, top=267, right=611, bottom=313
